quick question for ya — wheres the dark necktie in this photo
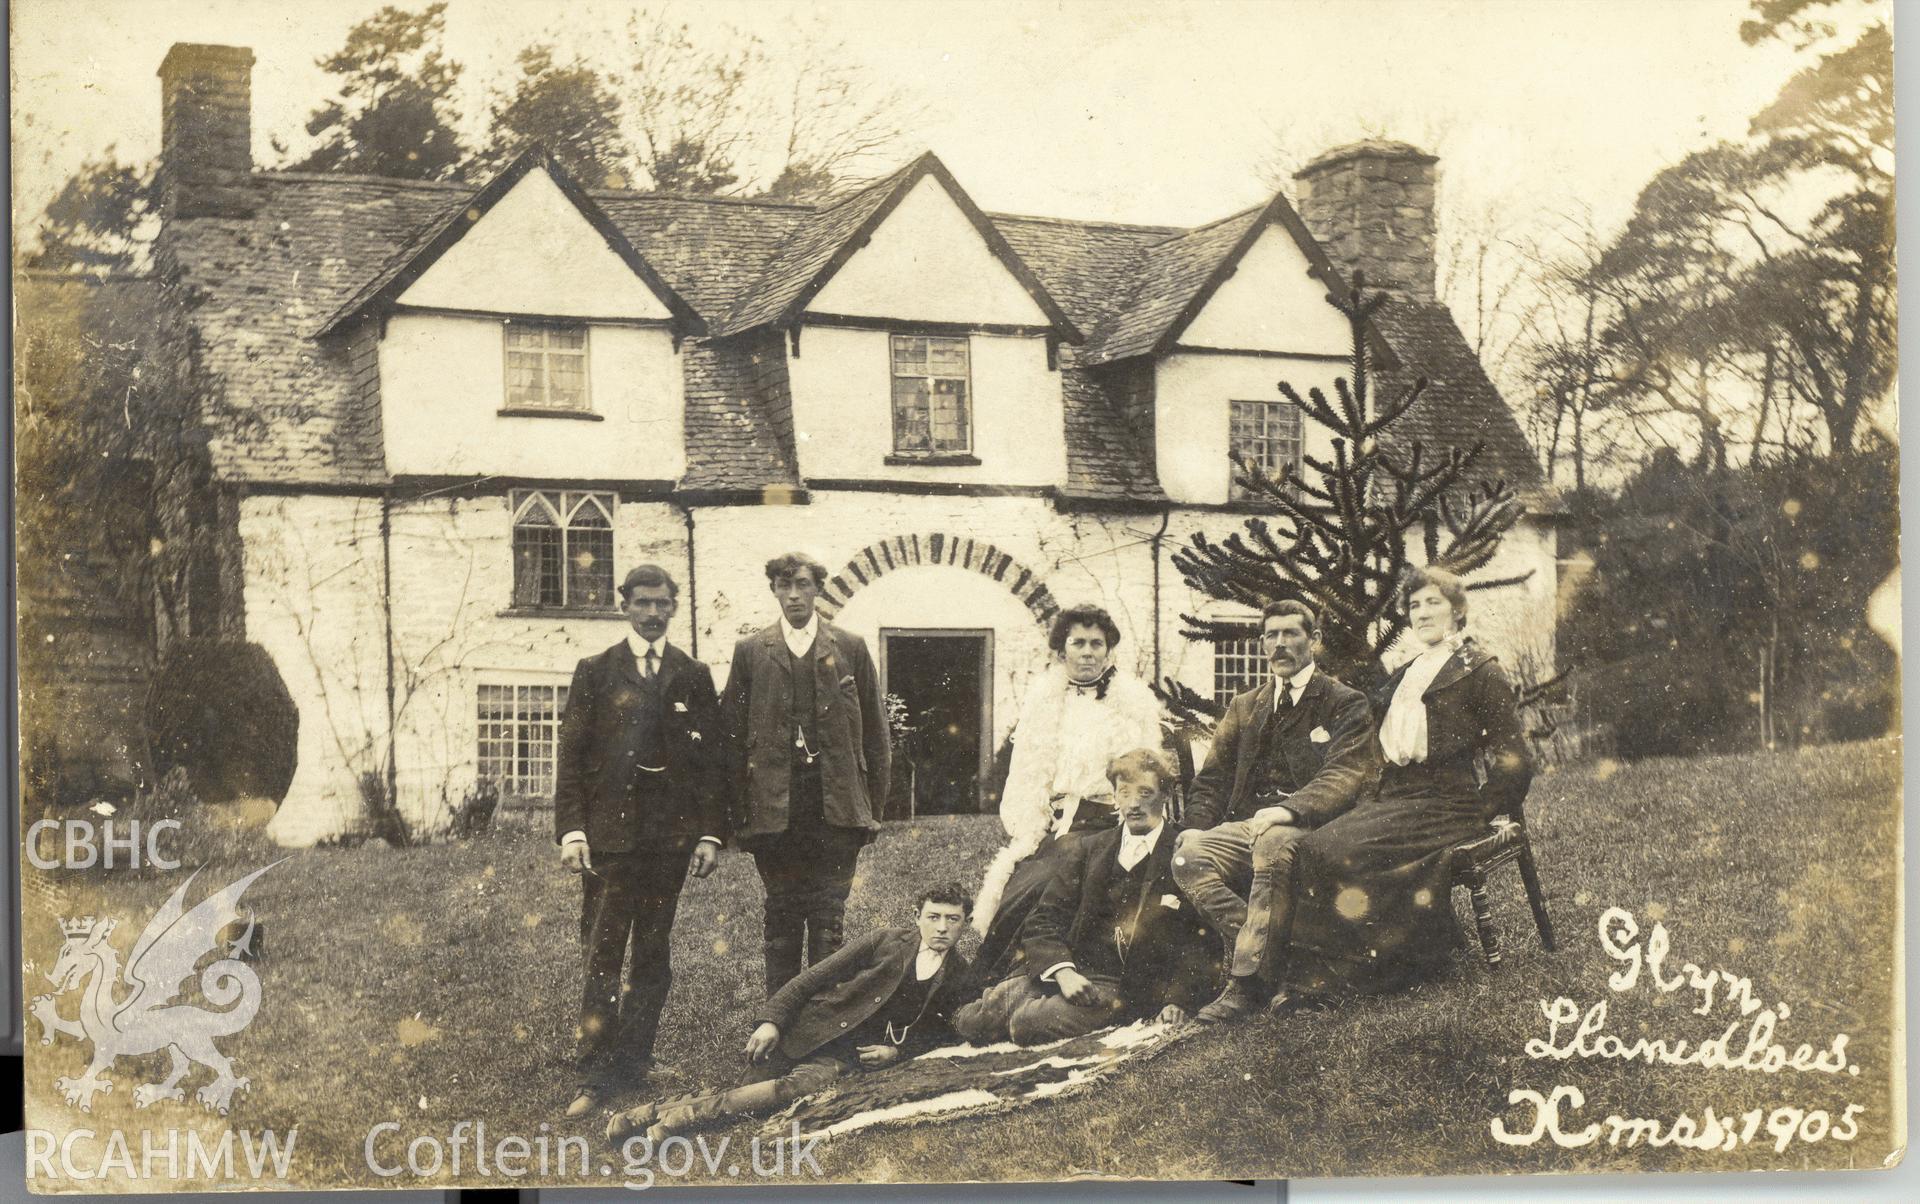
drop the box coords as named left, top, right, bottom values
left=1279, top=681, right=1295, bottom=710
left=643, top=649, right=658, bottom=679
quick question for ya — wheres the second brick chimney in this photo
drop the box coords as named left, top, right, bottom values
left=1292, top=140, right=1438, bottom=304
left=157, top=43, right=255, bottom=217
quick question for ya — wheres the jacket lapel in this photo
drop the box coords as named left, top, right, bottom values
left=610, top=640, right=646, bottom=690
left=1079, top=827, right=1121, bottom=927
left=1423, top=640, right=1484, bottom=698
left=812, top=621, right=840, bottom=699
left=1233, top=683, right=1277, bottom=798
left=656, top=642, right=687, bottom=698
left=759, top=626, right=793, bottom=682
left=1272, top=670, right=1324, bottom=735
left=874, top=929, right=917, bottom=998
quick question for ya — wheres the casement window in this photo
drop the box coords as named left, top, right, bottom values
left=1228, top=398, right=1305, bottom=500
left=504, top=321, right=590, bottom=412
left=1213, top=633, right=1267, bottom=706
left=510, top=490, right=615, bottom=610
left=890, top=334, right=972, bottom=455
left=477, top=683, right=570, bottom=798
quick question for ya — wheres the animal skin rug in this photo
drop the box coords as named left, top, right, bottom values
left=757, top=1018, right=1193, bottom=1142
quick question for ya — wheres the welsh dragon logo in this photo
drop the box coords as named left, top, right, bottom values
left=32, top=862, right=280, bottom=1115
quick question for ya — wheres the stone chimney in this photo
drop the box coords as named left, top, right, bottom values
left=157, top=43, right=255, bottom=217
left=1292, top=140, right=1438, bottom=303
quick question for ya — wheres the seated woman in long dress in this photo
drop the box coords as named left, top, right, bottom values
left=1276, top=567, right=1533, bottom=998
left=968, top=604, right=1164, bottom=987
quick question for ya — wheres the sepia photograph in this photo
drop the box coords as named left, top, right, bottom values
left=9, top=0, right=1905, bottom=1192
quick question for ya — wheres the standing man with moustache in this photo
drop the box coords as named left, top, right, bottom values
left=722, top=552, right=890, bottom=995
left=555, top=564, right=725, bottom=1118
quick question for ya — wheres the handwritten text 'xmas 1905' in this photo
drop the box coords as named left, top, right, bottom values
left=1492, top=906, right=1864, bottom=1153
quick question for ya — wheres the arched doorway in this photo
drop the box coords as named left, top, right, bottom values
left=823, top=536, right=1056, bottom=816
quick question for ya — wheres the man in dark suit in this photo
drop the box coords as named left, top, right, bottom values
left=1174, top=599, right=1380, bottom=1022
left=555, top=564, right=725, bottom=1118
left=604, top=883, right=973, bottom=1144
left=954, top=750, right=1220, bottom=1045
left=721, top=552, right=890, bottom=995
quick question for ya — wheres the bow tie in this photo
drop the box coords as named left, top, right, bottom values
left=1068, top=666, right=1117, bottom=699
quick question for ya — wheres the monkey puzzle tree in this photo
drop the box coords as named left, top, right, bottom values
left=1160, top=274, right=1526, bottom=727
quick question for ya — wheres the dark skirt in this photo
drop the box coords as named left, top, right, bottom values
left=968, top=803, right=1118, bottom=989
left=1280, top=759, right=1492, bottom=996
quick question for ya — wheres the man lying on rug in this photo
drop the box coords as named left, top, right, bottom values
left=605, top=883, right=974, bottom=1145
left=955, top=749, right=1221, bottom=1045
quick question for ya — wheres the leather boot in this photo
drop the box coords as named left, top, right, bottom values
left=1196, top=976, right=1263, bottom=1024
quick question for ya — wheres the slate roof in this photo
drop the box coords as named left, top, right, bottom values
left=1372, top=300, right=1554, bottom=510
left=1082, top=207, right=1264, bottom=363
left=156, top=155, right=1543, bottom=505
left=317, top=150, right=705, bottom=337
left=719, top=163, right=917, bottom=334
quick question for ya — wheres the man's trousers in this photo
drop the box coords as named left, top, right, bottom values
left=1172, top=819, right=1307, bottom=980
left=953, top=972, right=1128, bottom=1046
left=750, top=819, right=866, bottom=993
left=577, top=836, right=699, bottom=1090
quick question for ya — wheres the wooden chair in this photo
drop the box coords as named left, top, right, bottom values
left=1448, top=800, right=1554, bottom=965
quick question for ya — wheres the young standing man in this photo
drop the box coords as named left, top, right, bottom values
left=721, top=552, right=890, bottom=994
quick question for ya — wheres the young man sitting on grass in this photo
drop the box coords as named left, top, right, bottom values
left=954, top=749, right=1221, bottom=1046
left=605, top=883, right=974, bottom=1145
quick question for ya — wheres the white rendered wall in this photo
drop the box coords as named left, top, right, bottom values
left=807, top=174, right=1050, bottom=325
left=1179, top=220, right=1351, bottom=353
left=1154, top=352, right=1347, bottom=505
left=787, top=326, right=1064, bottom=485
left=241, top=491, right=682, bottom=846
left=378, top=314, right=685, bottom=480
left=396, top=167, right=672, bottom=319
left=240, top=489, right=1556, bottom=845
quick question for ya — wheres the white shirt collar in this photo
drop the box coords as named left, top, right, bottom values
left=782, top=614, right=820, bottom=657
left=1273, top=661, right=1316, bottom=711
left=1117, top=819, right=1165, bottom=871
left=914, top=946, right=948, bottom=980
left=1415, top=631, right=1466, bottom=665
left=625, top=632, right=666, bottom=661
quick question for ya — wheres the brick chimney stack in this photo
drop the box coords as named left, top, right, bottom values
left=157, top=43, right=255, bottom=217
left=1292, top=140, right=1438, bottom=303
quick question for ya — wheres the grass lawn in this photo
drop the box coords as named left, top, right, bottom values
left=21, top=738, right=1903, bottom=1190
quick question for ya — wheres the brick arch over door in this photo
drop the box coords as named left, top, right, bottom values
left=815, top=534, right=1059, bottom=625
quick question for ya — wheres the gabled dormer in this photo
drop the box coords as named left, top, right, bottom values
left=321, top=150, right=701, bottom=483
left=1082, top=188, right=1396, bottom=507
left=723, top=153, right=1079, bottom=486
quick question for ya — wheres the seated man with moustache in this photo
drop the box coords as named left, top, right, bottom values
left=605, top=883, right=974, bottom=1145
left=954, top=750, right=1220, bottom=1046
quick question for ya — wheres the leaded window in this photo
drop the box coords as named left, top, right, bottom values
left=890, top=335, right=971, bottom=454
left=510, top=490, right=614, bottom=609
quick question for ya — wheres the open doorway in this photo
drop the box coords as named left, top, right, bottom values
left=880, top=629, right=992, bottom=817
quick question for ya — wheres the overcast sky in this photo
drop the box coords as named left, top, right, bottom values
left=10, top=0, right=1824, bottom=235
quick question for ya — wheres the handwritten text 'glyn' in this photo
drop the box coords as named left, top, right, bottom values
left=1492, top=906, right=1862, bottom=1153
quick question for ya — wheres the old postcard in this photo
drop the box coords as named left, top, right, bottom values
left=11, top=0, right=1904, bottom=1192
